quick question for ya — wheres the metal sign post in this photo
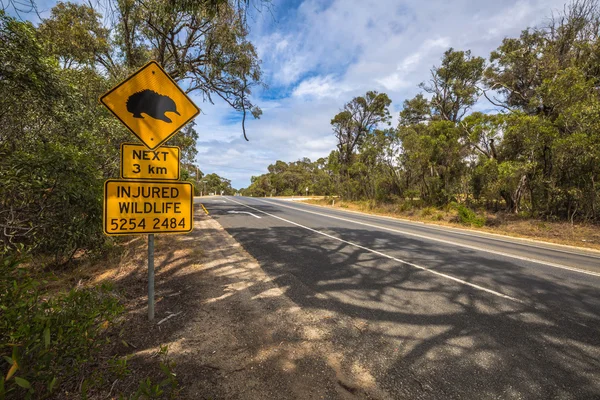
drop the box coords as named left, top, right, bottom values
left=148, top=233, right=155, bottom=320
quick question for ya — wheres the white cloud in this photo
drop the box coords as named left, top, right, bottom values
left=376, top=73, right=411, bottom=92
left=292, top=75, right=347, bottom=99
left=275, top=38, right=289, bottom=52
left=192, top=0, right=569, bottom=189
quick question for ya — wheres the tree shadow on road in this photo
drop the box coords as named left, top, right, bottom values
left=98, top=203, right=600, bottom=399
left=217, top=214, right=600, bottom=399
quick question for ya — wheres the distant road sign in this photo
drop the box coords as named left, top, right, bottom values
left=104, top=180, right=193, bottom=235
left=121, top=143, right=180, bottom=180
left=100, top=61, right=199, bottom=150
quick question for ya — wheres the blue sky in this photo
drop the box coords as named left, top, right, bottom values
left=21, top=0, right=568, bottom=189
left=192, top=0, right=568, bottom=189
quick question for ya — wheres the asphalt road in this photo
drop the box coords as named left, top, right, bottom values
left=198, top=196, right=600, bottom=399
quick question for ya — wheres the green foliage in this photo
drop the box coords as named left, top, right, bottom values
left=1, top=0, right=265, bottom=259
left=108, top=356, right=132, bottom=379
left=202, top=173, right=236, bottom=196
left=420, top=48, right=485, bottom=122
left=119, top=345, right=179, bottom=400
left=0, top=255, right=123, bottom=399
left=0, top=11, right=131, bottom=262
left=38, top=2, right=109, bottom=68
left=243, top=157, right=336, bottom=197
left=107, top=0, right=264, bottom=139
left=421, top=207, right=435, bottom=217
left=1, top=143, right=104, bottom=259
left=455, top=205, right=486, bottom=227
left=399, top=94, right=430, bottom=125
left=332, top=92, right=391, bottom=160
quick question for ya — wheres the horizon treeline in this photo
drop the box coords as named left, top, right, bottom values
left=242, top=0, right=600, bottom=222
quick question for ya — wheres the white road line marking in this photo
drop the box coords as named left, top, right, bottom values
left=253, top=198, right=600, bottom=278
left=194, top=199, right=227, bottom=203
left=284, top=200, right=600, bottom=259
left=227, top=198, right=522, bottom=303
left=228, top=210, right=261, bottom=219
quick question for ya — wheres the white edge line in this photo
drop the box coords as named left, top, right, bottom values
left=227, top=197, right=522, bottom=303
left=291, top=199, right=600, bottom=259
left=252, top=198, right=600, bottom=278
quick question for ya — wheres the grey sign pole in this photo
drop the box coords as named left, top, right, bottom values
left=148, top=233, right=155, bottom=321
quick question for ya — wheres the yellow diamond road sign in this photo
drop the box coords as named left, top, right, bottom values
left=100, top=61, right=199, bottom=150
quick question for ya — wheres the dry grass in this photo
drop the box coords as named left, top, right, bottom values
left=41, top=236, right=146, bottom=295
left=304, top=199, right=600, bottom=251
left=43, top=207, right=384, bottom=399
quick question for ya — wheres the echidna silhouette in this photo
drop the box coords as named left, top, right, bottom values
left=126, top=89, right=180, bottom=123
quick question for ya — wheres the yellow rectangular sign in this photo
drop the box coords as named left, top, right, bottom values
left=103, top=180, right=193, bottom=235
left=120, top=143, right=180, bottom=180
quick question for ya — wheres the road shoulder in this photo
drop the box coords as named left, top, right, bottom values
left=101, top=206, right=389, bottom=399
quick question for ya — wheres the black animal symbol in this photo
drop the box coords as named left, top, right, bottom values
left=126, top=89, right=180, bottom=123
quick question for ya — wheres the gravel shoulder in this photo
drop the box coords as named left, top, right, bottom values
left=98, top=206, right=389, bottom=399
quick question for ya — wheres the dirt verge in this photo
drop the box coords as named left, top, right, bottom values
left=88, top=206, right=389, bottom=399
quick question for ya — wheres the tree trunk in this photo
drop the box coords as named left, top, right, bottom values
left=511, top=174, right=527, bottom=213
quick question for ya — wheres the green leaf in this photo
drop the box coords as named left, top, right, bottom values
left=14, top=377, right=31, bottom=389
left=44, top=327, right=50, bottom=349
left=48, top=377, right=57, bottom=393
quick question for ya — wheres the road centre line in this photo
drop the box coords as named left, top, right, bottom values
left=227, top=197, right=522, bottom=303
left=228, top=210, right=261, bottom=219
left=253, top=198, right=600, bottom=278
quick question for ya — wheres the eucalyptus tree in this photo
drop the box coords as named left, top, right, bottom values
left=482, top=0, right=600, bottom=218
left=38, top=0, right=265, bottom=140
left=331, top=91, right=392, bottom=167
left=420, top=48, right=485, bottom=123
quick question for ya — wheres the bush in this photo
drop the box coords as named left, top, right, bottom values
left=396, top=201, right=414, bottom=213
left=0, top=255, right=123, bottom=399
left=421, top=207, right=435, bottom=217
left=456, top=204, right=486, bottom=227
left=0, top=144, right=105, bottom=263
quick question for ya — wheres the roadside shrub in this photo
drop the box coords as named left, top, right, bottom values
left=456, top=204, right=486, bottom=227
left=446, top=201, right=459, bottom=213
left=0, top=144, right=105, bottom=263
left=421, top=207, right=435, bottom=217
left=0, top=255, right=123, bottom=399
left=126, top=345, right=180, bottom=400
left=396, top=201, right=413, bottom=213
